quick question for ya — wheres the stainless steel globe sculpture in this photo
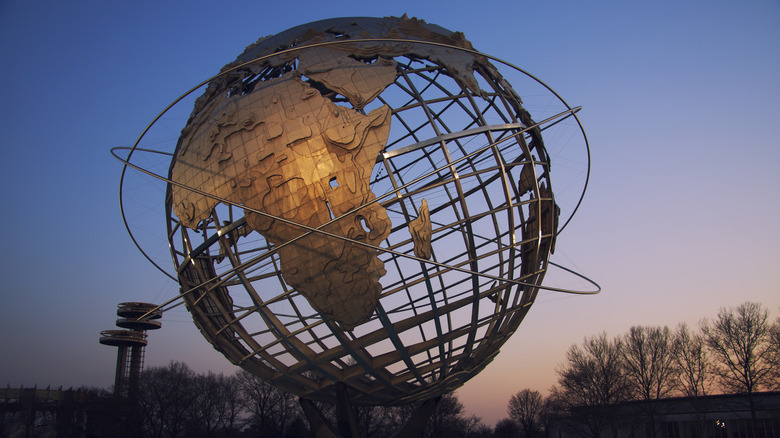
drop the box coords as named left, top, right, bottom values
left=117, top=16, right=594, bottom=407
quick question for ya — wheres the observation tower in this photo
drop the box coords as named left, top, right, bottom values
left=99, top=302, right=161, bottom=399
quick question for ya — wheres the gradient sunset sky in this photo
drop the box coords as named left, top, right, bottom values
left=1, top=0, right=778, bottom=426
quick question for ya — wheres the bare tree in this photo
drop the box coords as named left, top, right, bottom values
left=354, top=404, right=391, bottom=438
left=187, top=371, right=243, bottom=437
left=470, top=422, right=494, bottom=438
left=507, top=389, right=546, bottom=438
left=623, top=326, right=678, bottom=400
left=138, top=361, right=198, bottom=438
left=701, top=302, right=776, bottom=432
left=236, top=369, right=297, bottom=436
left=672, top=323, right=712, bottom=397
left=425, top=393, right=471, bottom=438
left=622, top=326, right=677, bottom=437
left=550, top=333, right=630, bottom=438
left=493, top=418, right=519, bottom=438
left=769, top=317, right=780, bottom=390
left=701, top=302, right=774, bottom=394
left=378, top=393, right=483, bottom=438
left=670, top=324, right=712, bottom=438
left=379, top=402, right=414, bottom=436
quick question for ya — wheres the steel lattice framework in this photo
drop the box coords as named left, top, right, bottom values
left=115, top=16, right=598, bottom=407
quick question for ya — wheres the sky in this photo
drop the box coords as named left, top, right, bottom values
left=1, top=0, right=779, bottom=428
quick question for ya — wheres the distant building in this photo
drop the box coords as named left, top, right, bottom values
left=547, top=391, right=780, bottom=438
left=0, top=386, right=123, bottom=437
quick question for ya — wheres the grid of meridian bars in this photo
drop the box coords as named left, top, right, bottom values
left=164, top=43, right=557, bottom=406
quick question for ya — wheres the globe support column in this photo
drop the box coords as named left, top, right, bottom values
left=335, top=383, right=360, bottom=437
left=299, top=383, right=360, bottom=438
left=299, top=386, right=441, bottom=438
left=299, top=398, right=339, bottom=438
left=390, top=396, right=441, bottom=438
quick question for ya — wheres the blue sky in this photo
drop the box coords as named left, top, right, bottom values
left=1, top=0, right=778, bottom=426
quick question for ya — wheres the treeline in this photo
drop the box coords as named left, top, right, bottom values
left=495, top=301, right=780, bottom=438
left=133, top=362, right=300, bottom=438
left=7, top=302, right=776, bottom=437
left=131, top=362, right=492, bottom=438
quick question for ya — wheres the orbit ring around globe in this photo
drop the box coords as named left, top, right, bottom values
left=113, top=29, right=600, bottom=406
